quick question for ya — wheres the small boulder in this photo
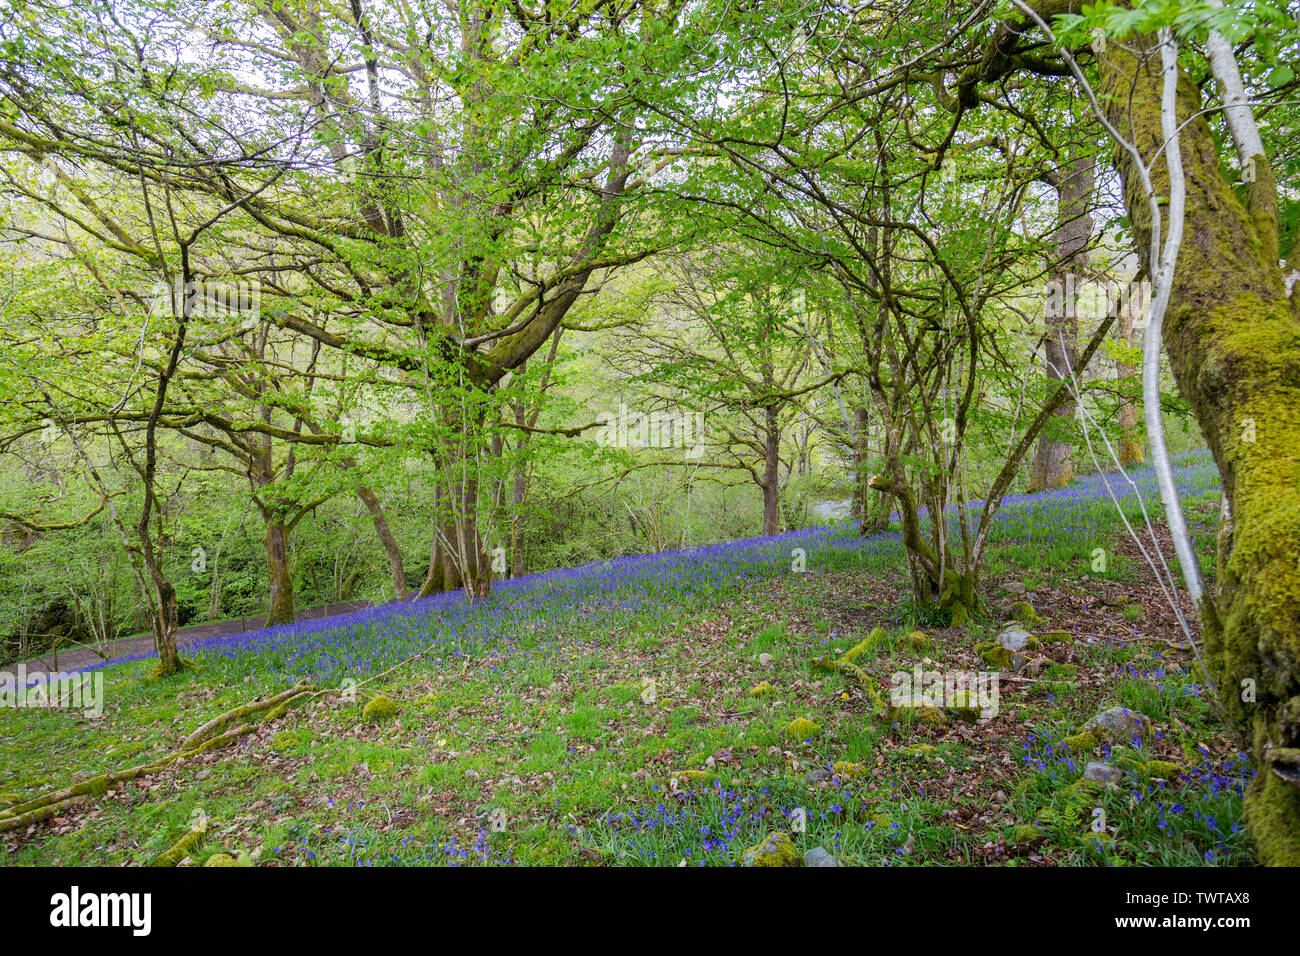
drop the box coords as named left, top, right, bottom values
left=748, top=681, right=774, bottom=697
left=362, top=694, right=399, bottom=720
left=802, top=768, right=831, bottom=785
left=995, top=625, right=1033, bottom=652
left=1083, top=761, right=1122, bottom=785
left=1082, top=706, right=1152, bottom=742
left=758, top=653, right=774, bottom=667
left=804, top=846, right=839, bottom=867
left=784, top=717, right=821, bottom=740
left=1003, top=581, right=1027, bottom=595
left=1005, top=601, right=1043, bottom=625
left=741, top=832, right=801, bottom=867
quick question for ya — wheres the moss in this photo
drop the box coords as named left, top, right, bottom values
left=742, top=831, right=800, bottom=867
left=840, top=627, right=887, bottom=664
left=950, top=603, right=969, bottom=628
left=832, top=761, right=868, bottom=779
left=904, top=631, right=931, bottom=651
left=747, top=681, right=774, bottom=697
left=902, top=743, right=935, bottom=757
left=975, top=642, right=1014, bottom=669
left=147, top=657, right=196, bottom=681
left=362, top=694, right=399, bottom=720
left=1039, top=631, right=1073, bottom=645
left=203, top=853, right=237, bottom=867
left=1143, top=760, right=1183, bottom=780
left=150, top=826, right=205, bottom=867
left=946, top=704, right=982, bottom=723
left=1024, top=636, right=1042, bottom=651
left=1062, top=732, right=1098, bottom=753
left=917, top=706, right=947, bottom=728
left=1006, top=601, right=1042, bottom=626
left=784, top=717, right=820, bottom=739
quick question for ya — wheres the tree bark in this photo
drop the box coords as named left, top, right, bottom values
left=1027, top=149, right=1094, bottom=491
left=761, top=408, right=781, bottom=535
left=263, top=519, right=295, bottom=626
left=1099, top=34, right=1300, bottom=864
left=357, top=485, right=409, bottom=601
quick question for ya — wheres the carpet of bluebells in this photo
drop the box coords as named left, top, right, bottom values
left=84, top=451, right=1222, bottom=689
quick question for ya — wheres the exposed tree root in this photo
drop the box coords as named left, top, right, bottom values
left=0, top=679, right=324, bottom=834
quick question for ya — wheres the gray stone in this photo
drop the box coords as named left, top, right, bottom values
left=804, top=846, right=839, bottom=867
left=996, top=625, right=1033, bottom=652
left=1003, top=581, right=1027, bottom=595
left=758, top=653, right=774, bottom=667
left=1084, top=761, right=1122, bottom=784
left=1083, top=706, right=1153, bottom=742
left=803, top=769, right=831, bottom=785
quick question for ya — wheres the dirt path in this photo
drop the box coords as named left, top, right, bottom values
left=13, top=600, right=374, bottom=673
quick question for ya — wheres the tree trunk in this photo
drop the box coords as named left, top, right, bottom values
left=1027, top=150, right=1094, bottom=492
left=1116, top=302, right=1145, bottom=465
left=357, top=485, right=409, bottom=601
left=761, top=409, right=781, bottom=535
left=263, top=519, right=295, bottom=626
left=1099, top=34, right=1300, bottom=864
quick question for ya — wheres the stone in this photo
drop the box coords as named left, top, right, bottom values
left=1084, top=761, right=1122, bottom=784
left=758, top=653, right=774, bottom=667
left=802, top=768, right=831, bottom=785
left=741, top=832, right=800, bottom=867
left=1083, top=706, right=1153, bottom=742
left=784, top=717, right=821, bottom=739
left=804, top=846, right=838, bottom=867
left=995, top=625, right=1033, bottom=652
left=1003, top=581, right=1027, bottom=595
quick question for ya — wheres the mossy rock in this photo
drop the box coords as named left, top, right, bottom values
left=946, top=704, right=982, bottom=723
left=1062, top=731, right=1099, bottom=753
left=1006, top=601, right=1042, bottom=625
left=677, top=769, right=713, bottom=784
left=976, top=642, right=1014, bottom=669
left=916, top=706, right=948, bottom=728
left=784, top=717, right=821, bottom=739
left=362, top=694, right=399, bottom=720
left=741, top=831, right=801, bottom=867
left=902, top=743, right=936, bottom=757
left=832, top=761, right=868, bottom=779
left=203, top=853, right=238, bottom=867
left=1039, top=630, right=1074, bottom=645
left=1143, top=760, right=1183, bottom=780
left=950, top=604, right=969, bottom=628
left=904, top=631, right=931, bottom=651
left=747, top=681, right=774, bottom=697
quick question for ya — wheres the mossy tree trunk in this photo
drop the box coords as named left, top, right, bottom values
left=1098, top=34, right=1300, bottom=864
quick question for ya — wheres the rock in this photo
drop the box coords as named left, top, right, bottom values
left=1082, top=706, right=1153, bottom=742
left=362, top=694, right=399, bottom=720
left=195, top=769, right=212, bottom=781
left=1003, top=581, right=1027, bottom=595
left=804, top=846, right=838, bottom=867
left=996, top=625, right=1033, bottom=652
left=832, top=761, right=868, bottom=779
left=1084, top=761, right=1122, bottom=784
left=741, top=832, right=801, bottom=867
left=203, top=853, right=238, bottom=867
left=748, top=681, right=774, bottom=697
left=1005, top=601, right=1042, bottom=625
left=802, top=768, right=831, bottom=785
left=463, top=768, right=481, bottom=780
left=784, top=717, right=821, bottom=739
left=758, top=653, right=774, bottom=667
left=903, top=630, right=931, bottom=651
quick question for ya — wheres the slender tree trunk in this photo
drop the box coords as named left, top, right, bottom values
left=1027, top=150, right=1094, bottom=491
left=761, top=409, right=781, bottom=535
left=1116, top=303, right=1145, bottom=465
left=1099, top=34, right=1300, bottom=864
left=357, top=485, right=409, bottom=601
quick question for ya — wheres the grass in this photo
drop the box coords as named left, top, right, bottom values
left=0, top=452, right=1254, bottom=866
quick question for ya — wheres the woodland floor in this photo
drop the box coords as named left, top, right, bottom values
left=0, top=468, right=1253, bottom=867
